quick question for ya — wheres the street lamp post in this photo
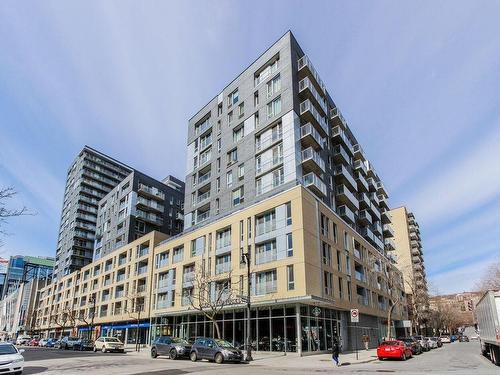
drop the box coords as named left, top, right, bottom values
left=240, top=252, right=253, bottom=362
left=89, top=293, right=96, bottom=340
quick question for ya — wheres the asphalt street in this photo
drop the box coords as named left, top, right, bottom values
left=21, top=341, right=499, bottom=375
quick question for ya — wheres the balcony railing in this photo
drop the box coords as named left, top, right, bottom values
left=138, top=184, right=165, bottom=200
left=196, top=191, right=211, bottom=205
left=355, top=271, right=366, bottom=283
left=337, top=205, right=355, bottom=224
left=299, top=100, right=328, bottom=136
left=385, top=238, right=396, bottom=251
left=183, top=272, right=195, bottom=284
left=300, top=123, right=324, bottom=149
left=303, top=171, right=326, bottom=196
left=195, top=119, right=211, bottom=136
left=298, top=76, right=328, bottom=115
left=255, top=250, right=277, bottom=265
left=331, top=126, right=354, bottom=154
left=297, top=55, right=326, bottom=94
left=215, top=262, right=231, bottom=274
left=255, top=281, right=277, bottom=296
left=302, top=147, right=325, bottom=172
left=137, top=197, right=164, bottom=212
left=336, top=185, right=359, bottom=210
left=383, top=224, right=395, bottom=237
left=334, top=164, right=357, bottom=190
left=198, top=171, right=211, bottom=186
left=136, top=266, right=148, bottom=275
left=196, top=210, right=210, bottom=223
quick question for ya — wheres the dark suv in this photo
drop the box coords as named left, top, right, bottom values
left=398, top=337, right=422, bottom=355
left=190, top=337, right=243, bottom=364
left=151, top=336, right=191, bottom=359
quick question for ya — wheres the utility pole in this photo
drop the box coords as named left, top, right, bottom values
left=89, top=293, right=96, bottom=341
left=240, top=252, right=253, bottom=362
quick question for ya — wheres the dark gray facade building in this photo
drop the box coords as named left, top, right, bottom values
left=184, top=31, right=394, bottom=256
left=54, top=146, right=133, bottom=279
left=93, top=172, right=184, bottom=260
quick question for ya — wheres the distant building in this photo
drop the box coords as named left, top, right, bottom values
left=0, top=258, right=9, bottom=297
left=429, top=291, right=483, bottom=326
left=93, top=172, right=185, bottom=260
left=2, top=255, right=54, bottom=299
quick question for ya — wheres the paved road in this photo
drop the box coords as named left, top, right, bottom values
left=21, top=342, right=498, bottom=374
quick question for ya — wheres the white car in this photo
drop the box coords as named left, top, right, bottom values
left=93, top=337, right=125, bottom=353
left=0, top=343, right=24, bottom=374
left=440, top=336, right=451, bottom=343
left=15, top=336, right=30, bottom=346
left=425, top=337, right=438, bottom=349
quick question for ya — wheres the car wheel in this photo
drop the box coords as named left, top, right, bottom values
left=93, top=346, right=97, bottom=352
left=190, top=351, right=198, bottom=362
left=378, top=357, right=383, bottom=361
left=402, top=353, right=407, bottom=361
left=151, top=348, right=158, bottom=358
left=170, top=349, right=177, bottom=360
left=101, top=346, right=107, bottom=353
left=215, top=352, right=224, bottom=364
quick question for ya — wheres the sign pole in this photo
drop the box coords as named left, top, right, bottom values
left=355, top=322, right=358, bottom=360
left=350, top=309, right=359, bottom=360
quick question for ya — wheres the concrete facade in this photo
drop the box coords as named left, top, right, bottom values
left=93, top=172, right=185, bottom=260
left=183, top=31, right=393, bottom=264
left=35, top=186, right=406, bottom=354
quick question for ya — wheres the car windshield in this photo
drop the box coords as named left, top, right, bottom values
left=172, top=338, right=189, bottom=345
left=215, top=339, right=234, bottom=348
left=0, top=345, right=18, bottom=355
left=381, top=341, right=399, bottom=346
left=105, top=338, right=120, bottom=342
left=69, top=337, right=79, bottom=341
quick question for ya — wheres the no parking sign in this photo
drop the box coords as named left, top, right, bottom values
left=350, top=309, right=359, bottom=323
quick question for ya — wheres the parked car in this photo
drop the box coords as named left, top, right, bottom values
left=60, top=336, right=80, bottom=350
left=440, top=335, right=451, bottom=343
left=93, top=337, right=125, bottom=353
left=459, top=335, right=470, bottom=342
left=28, top=338, right=39, bottom=347
left=151, top=336, right=191, bottom=359
left=190, top=337, right=243, bottom=364
left=73, top=339, right=94, bottom=351
left=15, top=336, right=31, bottom=346
left=0, top=343, right=24, bottom=374
left=53, top=340, right=62, bottom=349
left=413, top=335, right=430, bottom=351
left=398, top=337, right=423, bottom=355
left=451, top=335, right=458, bottom=342
left=432, top=337, right=443, bottom=347
left=377, top=340, right=413, bottom=361
left=425, top=337, right=438, bottom=349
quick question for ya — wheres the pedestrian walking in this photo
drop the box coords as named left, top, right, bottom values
left=332, top=338, right=341, bottom=367
left=362, top=334, right=370, bottom=350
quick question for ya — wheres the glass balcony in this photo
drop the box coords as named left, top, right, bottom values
left=200, top=135, right=212, bottom=151
left=196, top=210, right=210, bottom=224
left=358, top=209, right=372, bottom=225
left=297, top=55, right=326, bottom=95
left=353, top=144, right=366, bottom=161
left=335, top=185, right=359, bottom=210
left=302, top=147, right=325, bottom=173
left=183, top=272, right=195, bottom=285
left=334, top=164, right=357, bottom=191
left=195, top=119, right=212, bottom=136
left=383, top=224, right=394, bottom=237
left=196, top=191, right=211, bottom=205
left=299, top=100, right=328, bottom=136
left=255, top=280, right=277, bottom=296
left=138, top=184, right=165, bottom=200
left=215, top=262, right=231, bottom=274
left=371, top=221, right=382, bottom=235
left=330, top=107, right=348, bottom=129
left=298, top=77, right=328, bottom=115
left=137, top=197, right=165, bottom=213
left=198, top=171, right=211, bottom=186
left=255, top=250, right=277, bottom=265
left=136, top=266, right=148, bottom=276
left=384, top=238, right=396, bottom=251
left=381, top=210, right=392, bottom=224
left=136, top=210, right=163, bottom=226
left=331, top=126, right=354, bottom=154
left=300, top=123, right=324, bottom=150
left=303, top=172, right=327, bottom=197
left=337, top=205, right=355, bottom=224
left=355, top=171, right=369, bottom=192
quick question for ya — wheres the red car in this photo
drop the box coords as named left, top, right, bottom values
left=377, top=340, right=413, bottom=361
left=28, top=338, right=39, bottom=346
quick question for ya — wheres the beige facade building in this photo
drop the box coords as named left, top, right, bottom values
left=35, top=186, right=407, bottom=354
left=429, top=292, right=482, bottom=327
left=389, top=206, right=428, bottom=332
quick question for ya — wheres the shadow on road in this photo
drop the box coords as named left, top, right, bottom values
left=24, top=366, right=48, bottom=374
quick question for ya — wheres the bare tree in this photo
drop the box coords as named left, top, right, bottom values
left=403, top=266, right=429, bottom=335
left=428, top=300, right=461, bottom=335
left=475, top=261, right=500, bottom=291
left=0, top=187, right=31, bottom=243
left=185, top=265, right=240, bottom=339
left=385, top=263, right=405, bottom=340
left=50, top=312, right=69, bottom=339
left=125, top=291, right=147, bottom=351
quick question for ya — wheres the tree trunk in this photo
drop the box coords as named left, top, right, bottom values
left=386, top=305, right=395, bottom=340
left=213, top=319, right=221, bottom=339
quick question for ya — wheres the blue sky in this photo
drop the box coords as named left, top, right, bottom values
left=0, top=1, right=499, bottom=294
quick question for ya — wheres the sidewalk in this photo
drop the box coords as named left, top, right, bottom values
left=248, top=349, right=378, bottom=369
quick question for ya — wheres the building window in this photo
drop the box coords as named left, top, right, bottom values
left=333, top=223, right=338, bottom=243
left=285, top=202, right=292, bottom=225
left=343, top=232, right=349, bottom=250
left=254, top=91, right=259, bottom=106
left=217, top=103, right=223, bottom=116
left=266, top=74, right=281, bottom=98
left=255, top=57, right=279, bottom=86
left=238, top=102, right=244, bottom=118
left=217, top=157, right=221, bottom=173
left=322, top=242, right=331, bottom=266
left=238, top=164, right=245, bottom=179
left=320, top=214, right=329, bottom=237
left=324, top=271, right=333, bottom=296
left=232, top=186, right=244, bottom=207
left=247, top=217, right=252, bottom=239
left=228, top=89, right=239, bottom=107
left=191, top=236, right=205, bottom=257
left=216, top=177, right=221, bottom=192
left=233, top=125, right=244, bottom=143
left=226, top=171, right=233, bottom=187
left=217, top=139, right=222, bottom=152
left=239, top=220, right=244, bottom=241
left=338, top=277, right=343, bottom=299
left=287, top=265, right=295, bottom=291
left=227, top=148, right=238, bottom=165
left=267, top=96, right=281, bottom=119
left=286, top=233, right=293, bottom=257
left=337, top=250, right=342, bottom=272
left=215, top=198, right=220, bottom=214
left=228, top=111, right=233, bottom=125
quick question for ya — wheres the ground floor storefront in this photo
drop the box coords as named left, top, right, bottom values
left=151, top=303, right=398, bottom=355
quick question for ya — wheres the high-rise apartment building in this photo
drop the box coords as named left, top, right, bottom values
left=93, top=172, right=185, bottom=260
left=54, top=146, right=133, bottom=279
left=183, top=32, right=393, bottom=261
left=389, top=206, right=428, bottom=332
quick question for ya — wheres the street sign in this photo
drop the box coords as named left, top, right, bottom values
left=350, top=309, right=359, bottom=323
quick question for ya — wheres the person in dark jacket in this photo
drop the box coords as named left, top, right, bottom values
left=332, top=338, right=340, bottom=366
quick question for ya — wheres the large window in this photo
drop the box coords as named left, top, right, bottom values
left=255, top=57, right=279, bottom=86
left=191, top=236, right=205, bottom=257
left=233, top=125, right=244, bottom=143
left=228, top=89, right=239, bottom=107
left=322, top=242, right=331, bottom=266
left=256, top=240, right=277, bottom=264
left=267, top=97, right=281, bottom=119
left=266, top=74, right=281, bottom=98
left=232, top=186, right=244, bottom=207
left=286, top=233, right=293, bottom=257
left=287, top=265, right=295, bottom=290
left=324, top=271, right=333, bottom=296
left=256, top=210, right=276, bottom=235
left=216, top=228, right=231, bottom=249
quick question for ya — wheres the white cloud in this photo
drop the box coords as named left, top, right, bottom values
left=407, top=124, right=500, bottom=226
